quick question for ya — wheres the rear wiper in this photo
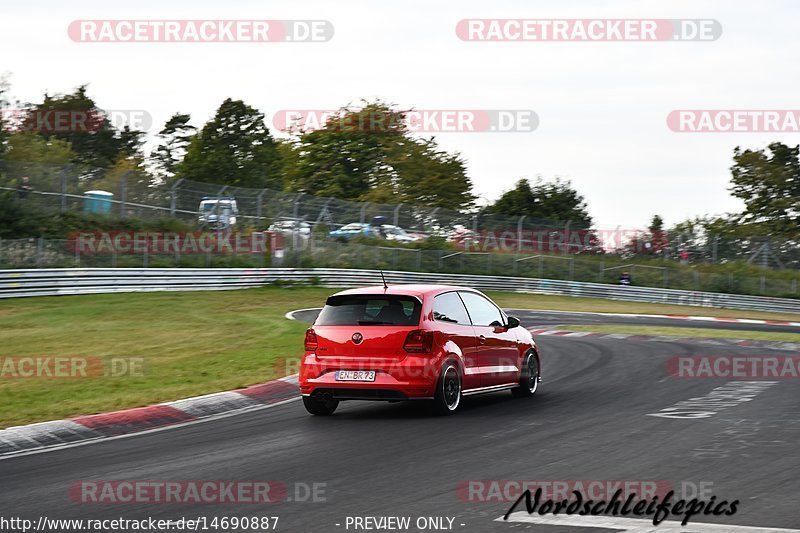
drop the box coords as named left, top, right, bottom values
left=357, top=320, right=394, bottom=325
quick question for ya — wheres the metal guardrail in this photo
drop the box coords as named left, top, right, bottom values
left=1, top=268, right=799, bottom=314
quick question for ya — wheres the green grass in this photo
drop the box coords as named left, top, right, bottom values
left=0, top=287, right=332, bottom=428
left=557, top=324, right=800, bottom=343
left=1, top=286, right=798, bottom=428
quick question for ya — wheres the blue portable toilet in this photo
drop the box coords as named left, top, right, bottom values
left=83, top=190, right=114, bottom=214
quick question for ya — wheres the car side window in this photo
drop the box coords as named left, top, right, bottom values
left=459, top=292, right=504, bottom=327
left=433, top=292, right=471, bottom=325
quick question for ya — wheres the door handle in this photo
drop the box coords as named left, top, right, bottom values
left=478, top=335, right=486, bottom=344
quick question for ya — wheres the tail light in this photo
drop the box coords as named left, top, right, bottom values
left=403, top=330, right=433, bottom=354
left=304, top=329, right=318, bottom=351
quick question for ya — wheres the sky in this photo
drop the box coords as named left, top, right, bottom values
left=3, top=0, right=800, bottom=230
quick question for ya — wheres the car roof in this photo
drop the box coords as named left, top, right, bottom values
left=331, top=284, right=480, bottom=298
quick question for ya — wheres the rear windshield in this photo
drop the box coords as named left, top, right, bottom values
left=315, top=295, right=422, bottom=326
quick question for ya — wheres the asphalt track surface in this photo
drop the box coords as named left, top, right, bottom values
left=1, top=310, right=799, bottom=532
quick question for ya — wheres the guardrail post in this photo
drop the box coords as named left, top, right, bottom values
left=143, top=246, right=148, bottom=268
left=663, top=268, right=668, bottom=288
left=111, top=246, right=117, bottom=268
left=569, top=257, right=574, bottom=280
left=517, top=215, right=526, bottom=253
left=538, top=256, right=543, bottom=278
left=760, top=275, right=766, bottom=294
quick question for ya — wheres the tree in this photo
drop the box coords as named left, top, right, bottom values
left=730, top=142, right=800, bottom=238
left=0, top=73, right=11, bottom=160
left=485, top=177, right=593, bottom=228
left=1, top=133, right=75, bottom=191
left=387, top=138, right=475, bottom=209
left=5, top=133, right=73, bottom=164
left=150, top=113, right=195, bottom=183
left=287, top=103, right=405, bottom=200
left=622, top=214, right=669, bottom=257
left=21, top=85, right=143, bottom=169
left=178, top=98, right=282, bottom=189
left=648, top=215, right=669, bottom=254
left=90, top=157, right=155, bottom=204
left=287, top=101, right=476, bottom=209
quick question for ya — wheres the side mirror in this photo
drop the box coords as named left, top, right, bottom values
left=506, top=316, right=521, bottom=329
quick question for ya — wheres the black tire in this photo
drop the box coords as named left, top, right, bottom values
left=512, top=352, right=540, bottom=398
left=303, top=395, right=339, bottom=416
left=431, top=363, right=462, bottom=415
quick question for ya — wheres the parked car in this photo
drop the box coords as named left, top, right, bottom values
left=329, top=223, right=376, bottom=240
left=198, top=197, right=238, bottom=229
left=268, top=219, right=311, bottom=239
left=299, top=284, right=541, bottom=415
left=380, top=225, right=422, bottom=243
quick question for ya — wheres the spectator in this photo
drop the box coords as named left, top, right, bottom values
left=619, top=271, right=632, bottom=286
left=17, top=176, right=33, bottom=199
left=679, top=250, right=690, bottom=265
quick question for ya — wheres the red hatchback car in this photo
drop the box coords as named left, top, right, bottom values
left=299, top=284, right=541, bottom=415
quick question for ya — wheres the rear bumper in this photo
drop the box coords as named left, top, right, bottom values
left=299, top=353, right=442, bottom=400
left=305, top=388, right=427, bottom=401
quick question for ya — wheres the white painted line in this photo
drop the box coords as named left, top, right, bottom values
left=647, top=381, right=778, bottom=420
left=284, top=307, right=321, bottom=321
left=499, top=512, right=800, bottom=532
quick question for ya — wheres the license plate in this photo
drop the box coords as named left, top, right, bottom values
left=335, top=370, right=376, bottom=382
